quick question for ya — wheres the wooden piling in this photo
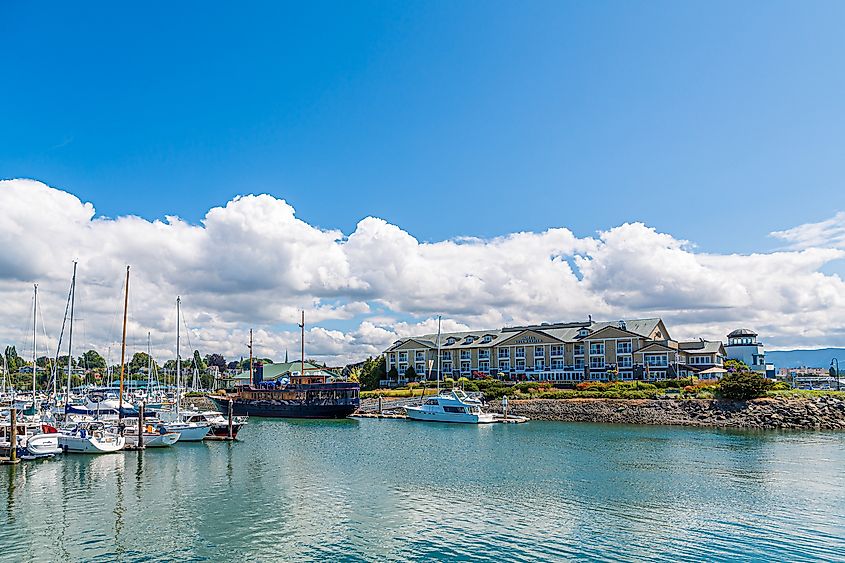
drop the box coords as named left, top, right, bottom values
left=136, top=402, right=146, bottom=450
left=9, top=408, right=17, bottom=463
left=227, top=399, right=234, bottom=439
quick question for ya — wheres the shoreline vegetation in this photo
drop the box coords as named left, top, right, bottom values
left=357, top=370, right=845, bottom=430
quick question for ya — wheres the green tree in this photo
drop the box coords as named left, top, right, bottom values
left=128, top=352, right=158, bottom=374
left=192, top=350, right=207, bottom=372
left=4, top=346, right=22, bottom=373
left=359, top=356, right=385, bottom=390
left=718, top=371, right=773, bottom=400
left=204, top=353, right=227, bottom=372
left=404, top=366, right=417, bottom=382
left=387, top=365, right=399, bottom=384
left=79, top=349, right=106, bottom=372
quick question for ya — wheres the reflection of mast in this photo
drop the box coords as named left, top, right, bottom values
left=118, top=266, right=130, bottom=423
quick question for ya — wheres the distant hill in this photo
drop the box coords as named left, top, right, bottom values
left=767, top=348, right=845, bottom=369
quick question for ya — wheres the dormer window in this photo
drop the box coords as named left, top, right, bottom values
left=446, top=337, right=456, bottom=345
left=464, top=336, right=474, bottom=344
left=578, top=329, right=590, bottom=337
left=482, top=335, right=492, bottom=343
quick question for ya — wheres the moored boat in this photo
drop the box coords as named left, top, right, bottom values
left=123, top=424, right=181, bottom=447
left=182, top=410, right=247, bottom=439
left=405, top=389, right=495, bottom=424
left=58, top=421, right=125, bottom=453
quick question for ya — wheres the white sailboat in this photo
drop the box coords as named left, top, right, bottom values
left=160, top=297, right=211, bottom=441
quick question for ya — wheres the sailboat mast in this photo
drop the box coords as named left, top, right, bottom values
left=176, top=296, right=181, bottom=417
left=436, top=315, right=442, bottom=395
left=66, top=261, right=77, bottom=406
left=118, top=266, right=130, bottom=422
left=147, top=331, right=152, bottom=391
left=300, top=311, right=305, bottom=380
left=248, top=329, right=253, bottom=385
left=32, top=284, right=38, bottom=409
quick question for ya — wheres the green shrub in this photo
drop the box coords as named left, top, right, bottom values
left=718, top=372, right=774, bottom=400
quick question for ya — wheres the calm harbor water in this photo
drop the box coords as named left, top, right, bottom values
left=2, top=419, right=845, bottom=562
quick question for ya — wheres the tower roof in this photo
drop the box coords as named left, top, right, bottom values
left=727, top=328, right=757, bottom=338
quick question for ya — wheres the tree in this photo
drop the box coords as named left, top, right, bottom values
left=192, top=350, right=207, bottom=372
left=79, top=349, right=106, bottom=372
left=359, top=356, right=385, bottom=391
left=718, top=371, right=773, bottom=401
left=347, top=366, right=361, bottom=383
left=205, top=353, right=227, bottom=372
left=128, top=352, right=157, bottom=374
left=4, top=346, right=22, bottom=374
left=404, top=366, right=417, bottom=382
left=387, top=365, right=399, bottom=383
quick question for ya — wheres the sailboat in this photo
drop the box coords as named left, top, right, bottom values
left=405, top=316, right=495, bottom=424
left=159, top=297, right=211, bottom=441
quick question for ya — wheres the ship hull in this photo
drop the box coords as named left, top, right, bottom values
left=210, top=397, right=357, bottom=419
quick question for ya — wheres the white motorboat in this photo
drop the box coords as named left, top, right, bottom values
left=58, top=421, right=125, bottom=453
left=0, top=420, right=63, bottom=458
left=123, top=424, right=180, bottom=447
left=159, top=420, right=211, bottom=442
left=182, top=410, right=247, bottom=439
left=405, top=389, right=495, bottom=424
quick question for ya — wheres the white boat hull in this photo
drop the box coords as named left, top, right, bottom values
left=405, top=407, right=495, bottom=424
left=59, top=433, right=125, bottom=453
left=125, top=432, right=180, bottom=447
left=23, top=433, right=63, bottom=456
left=162, top=423, right=211, bottom=442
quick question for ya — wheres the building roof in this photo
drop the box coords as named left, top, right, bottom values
left=727, top=328, right=757, bottom=338
left=679, top=340, right=726, bottom=355
left=386, top=317, right=665, bottom=352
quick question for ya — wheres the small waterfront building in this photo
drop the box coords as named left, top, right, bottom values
left=724, top=329, right=771, bottom=375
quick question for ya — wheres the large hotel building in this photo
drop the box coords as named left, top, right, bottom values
left=384, top=317, right=733, bottom=383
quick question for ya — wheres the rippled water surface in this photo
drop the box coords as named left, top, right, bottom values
left=2, top=420, right=845, bottom=562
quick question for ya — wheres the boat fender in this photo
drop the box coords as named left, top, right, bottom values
left=94, top=431, right=103, bottom=439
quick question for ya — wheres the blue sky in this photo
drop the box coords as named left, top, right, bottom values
left=3, top=1, right=845, bottom=255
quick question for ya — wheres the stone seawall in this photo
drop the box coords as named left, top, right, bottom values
left=488, top=396, right=845, bottom=430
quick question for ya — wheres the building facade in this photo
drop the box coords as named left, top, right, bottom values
left=383, top=318, right=728, bottom=383
left=724, top=328, right=774, bottom=376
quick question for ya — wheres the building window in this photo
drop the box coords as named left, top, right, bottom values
left=516, top=358, right=525, bottom=370
left=589, top=342, right=604, bottom=356
left=461, top=361, right=470, bottom=372
left=551, top=359, right=564, bottom=370
left=500, top=361, right=510, bottom=371
left=441, top=351, right=451, bottom=360
left=578, top=329, right=590, bottom=337
left=617, top=341, right=632, bottom=354
left=416, top=363, right=425, bottom=374
left=460, top=350, right=471, bottom=360
left=482, top=335, right=492, bottom=343
left=574, top=358, right=584, bottom=370
left=645, top=354, right=668, bottom=367
left=442, top=362, right=452, bottom=371
left=574, top=344, right=584, bottom=356
left=465, top=336, right=474, bottom=344
left=618, top=356, right=633, bottom=368
left=478, top=349, right=490, bottom=359
left=515, top=347, right=525, bottom=358
left=479, top=361, right=489, bottom=372
left=415, top=352, right=425, bottom=362
left=535, top=359, right=545, bottom=370
left=590, top=356, right=605, bottom=370
left=550, top=345, right=563, bottom=357
left=446, top=338, right=456, bottom=345
left=534, top=345, right=544, bottom=358
left=398, top=352, right=408, bottom=362
left=498, top=348, right=509, bottom=359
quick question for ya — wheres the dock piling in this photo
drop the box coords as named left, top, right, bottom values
left=137, top=401, right=146, bottom=450
left=10, top=408, right=17, bottom=463
left=227, top=399, right=233, bottom=439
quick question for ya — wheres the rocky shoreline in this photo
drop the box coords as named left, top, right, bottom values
left=487, top=396, right=845, bottom=430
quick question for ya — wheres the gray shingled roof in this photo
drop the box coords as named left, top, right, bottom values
left=387, top=317, right=663, bottom=351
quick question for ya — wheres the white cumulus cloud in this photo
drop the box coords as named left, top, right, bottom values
left=1, top=178, right=844, bottom=365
